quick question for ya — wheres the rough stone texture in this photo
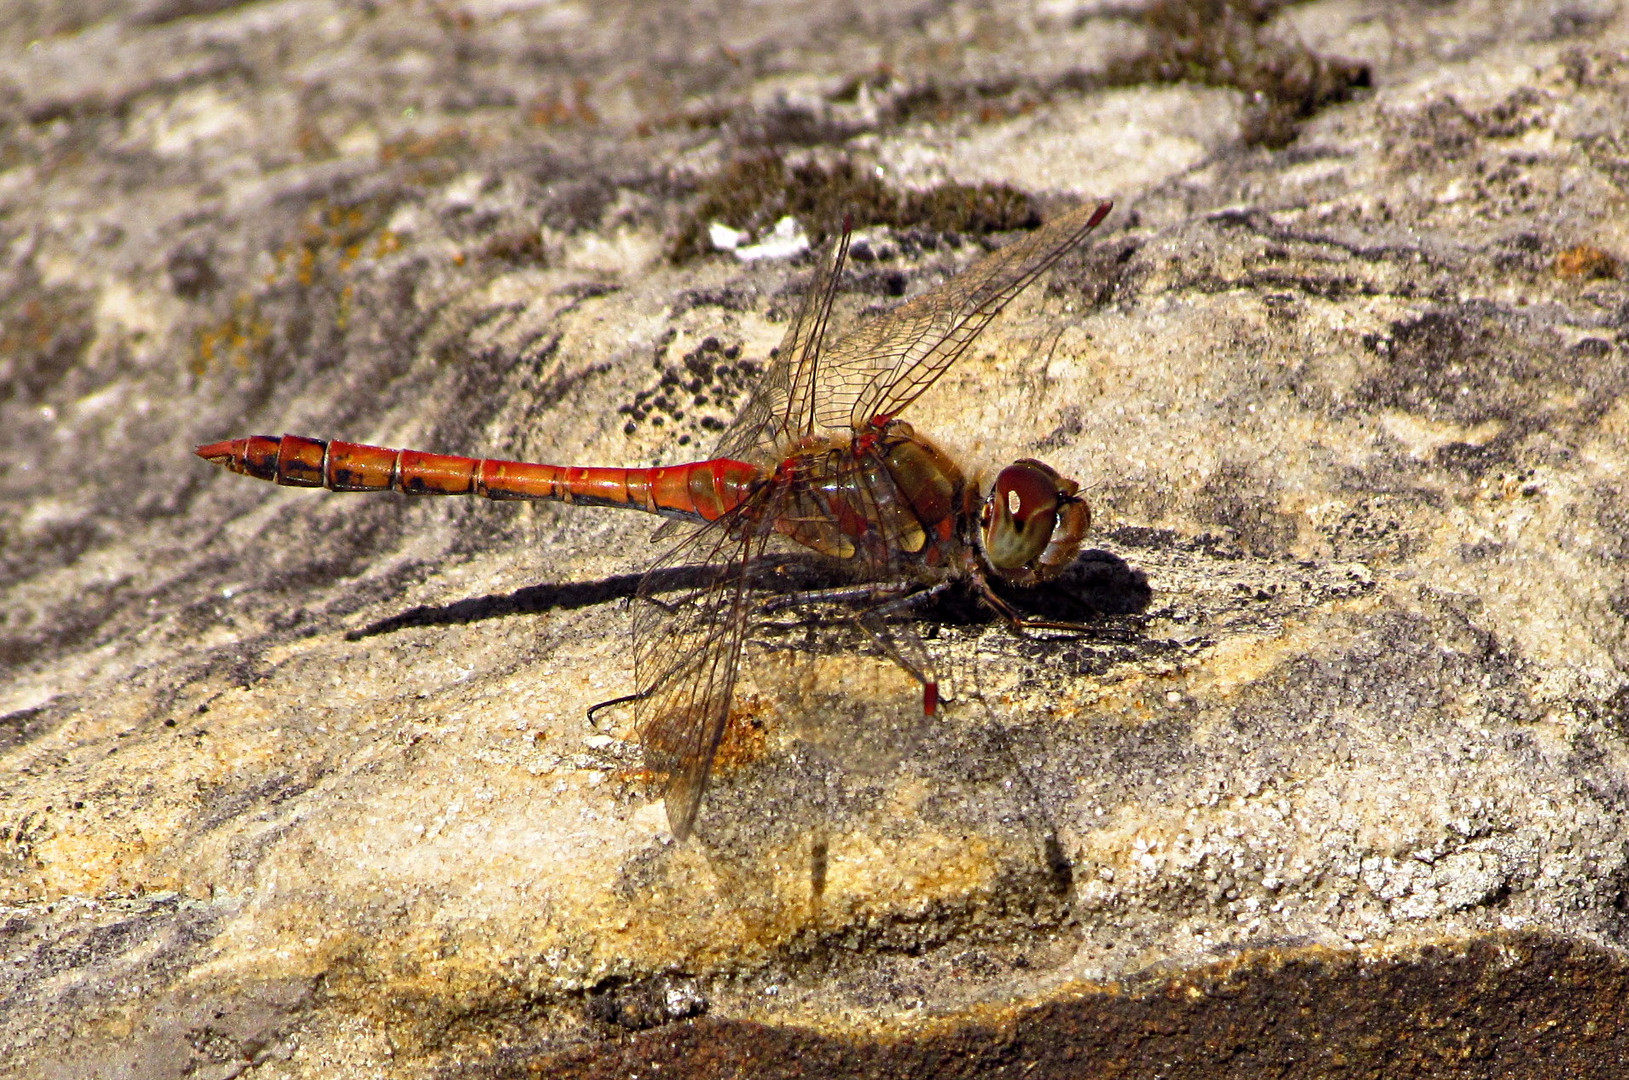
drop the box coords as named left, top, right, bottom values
left=2, top=1, right=1628, bottom=1077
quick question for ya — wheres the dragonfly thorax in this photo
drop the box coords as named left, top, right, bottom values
left=976, top=459, right=1091, bottom=587
left=770, top=418, right=970, bottom=571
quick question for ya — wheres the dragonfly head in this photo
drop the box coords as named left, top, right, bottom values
left=978, top=459, right=1090, bottom=587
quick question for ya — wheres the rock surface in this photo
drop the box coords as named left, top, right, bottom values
left=3, top=1, right=1629, bottom=1077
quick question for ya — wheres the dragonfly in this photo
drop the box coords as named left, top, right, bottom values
left=197, top=197, right=1114, bottom=840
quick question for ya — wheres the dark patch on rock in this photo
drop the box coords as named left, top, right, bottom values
left=1357, top=306, right=1629, bottom=439
left=1103, top=0, right=1371, bottom=148
left=584, top=976, right=708, bottom=1033
left=0, top=280, right=96, bottom=405
left=478, top=229, right=548, bottom=266
left=671, top=153, right=1040, bottom=263
left=620, top=333, right=761, bottom=438
left=525, top=934, right=1629, bottom=1080
left=538, top=177, right=619, bottom=235
left=167, top=241, right=222, bottom=298
left=671, top=287, right=758, bottom=315
left=1191, top=461, right=1299, bottom=556
left=0, top=706, right=52, bottom=754
left=128, top=0, right=260, bottom=27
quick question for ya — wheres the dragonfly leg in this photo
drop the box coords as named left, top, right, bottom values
left=868, top=579, right=955, bottom=619
left=638, top=593, right=683, bottom=615
left=767, top=581, right=952, bottom=718
left=586, top=689, right=645, bottom=725
left=975, top=575, right=1097, bottom=635
left=851, top=585, right=952, bottom=719
left=761, top=580, right=915, bottom=614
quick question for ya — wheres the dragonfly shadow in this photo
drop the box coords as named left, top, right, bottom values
left=345, top=549, right=1149, bottom=642
left=344, top=554, right=843, bottom=641
left=907, top=547, right=1152, bottom=627
left=675, top=695, right=1080, bottom=956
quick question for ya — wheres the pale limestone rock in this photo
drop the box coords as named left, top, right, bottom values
left=2, top=1, right=1628, bottom=1077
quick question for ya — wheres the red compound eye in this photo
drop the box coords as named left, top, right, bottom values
left=981, top=459, right=1089, bottom=584
left=984, top=462, right=1061, bottom=572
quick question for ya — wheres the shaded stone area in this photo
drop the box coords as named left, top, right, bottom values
left=532, top=934, right=1629, bottom=1080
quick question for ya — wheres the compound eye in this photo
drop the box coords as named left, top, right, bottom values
left=984, top=462, right=1061, bottom=571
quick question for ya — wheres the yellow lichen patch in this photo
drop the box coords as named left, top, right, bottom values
left=336, top=282, right=355, bottom=331
left=1554, top=244, right=1619, bottom=279
left=192, top=293, right=271, bottom=374
left=830, top=829, right=997, bottom=910
left=586, top=823, right=1022, bottom=981
left=190, top=197, right=400, bottom=374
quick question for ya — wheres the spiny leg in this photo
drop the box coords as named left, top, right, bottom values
left=975, top=575, right=1099, bottom=635
left=761, top=580, right=917, bottom=615
left=851, top=582, right=955, bottom=719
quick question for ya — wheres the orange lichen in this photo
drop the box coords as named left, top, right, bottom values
left=193, top=293, right=272, bottom=374
left=529, top=79, right=599, bottom=126
left=1555, top=244, right=1620, bottom=279
left=191, top=197, right=400, bottom=374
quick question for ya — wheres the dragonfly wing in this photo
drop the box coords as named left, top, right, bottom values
left=632, top=493, right=779, bottom=840
left=705, top=221, right=854, bottom=464
left=650, top=224, right=851, bottom=547
left=814, top=200, right=1113, bottom=431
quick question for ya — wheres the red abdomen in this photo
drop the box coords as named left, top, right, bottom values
left=195, top=434, right=761, bottom=523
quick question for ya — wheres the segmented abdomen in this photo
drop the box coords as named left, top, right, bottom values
left=195, top=434, right=760, bottom=523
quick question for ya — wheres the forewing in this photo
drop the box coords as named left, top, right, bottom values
left=705, top=222, right=854, bottom=464
left=815, top=200, right=1113, bottom=430
left=649, top=227, right=850, bottom=547
left=631, top=494, right=779, bottom=840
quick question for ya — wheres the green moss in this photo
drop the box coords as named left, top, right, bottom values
left=1107, top=0, right=1370, bottom=148
left=672, top=154, right=1040, bottom=262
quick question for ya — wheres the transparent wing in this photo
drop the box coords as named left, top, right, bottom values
left=706, top=223, right=854, bottom=464
left=631, top=491, right=782, bottom=840
left=648, top=224, right=851, bottom=546
left=814, top=200, right=1113, bottom=431
left=661, top=199, right=1108, bottom=545
left=771, top=437, right=952, bottom=578
left=757, top=615, right=936, bottom=777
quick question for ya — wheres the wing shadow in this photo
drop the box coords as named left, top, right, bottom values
left=343, top=554, right=844, bottom=641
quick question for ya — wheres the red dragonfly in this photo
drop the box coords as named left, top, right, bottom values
left=197, top=198, right=1113, bottom=839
